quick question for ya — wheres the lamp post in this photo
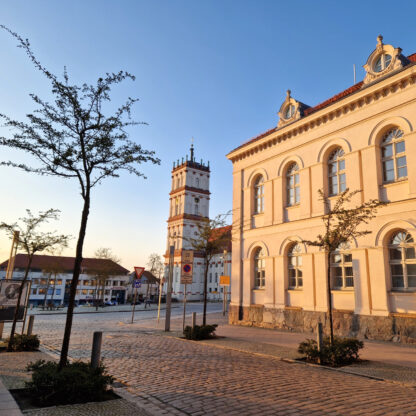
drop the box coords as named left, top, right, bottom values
left=164, top=241, right=175, bottom=331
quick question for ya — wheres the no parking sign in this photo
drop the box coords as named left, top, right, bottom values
left=181, top=250, right=193, bottom=284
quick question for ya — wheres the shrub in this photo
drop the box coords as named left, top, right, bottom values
left=25, top=360, right=114, bottom=406
left=298, top=336, right=364, bottom=367
left=183, top=324, right=218, bottom=340
left=6, top=334, right=40, bottom=351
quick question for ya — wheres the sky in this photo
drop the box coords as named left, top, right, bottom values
left=1, top=0, right=415, bottom=270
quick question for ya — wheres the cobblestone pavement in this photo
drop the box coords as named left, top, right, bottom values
left=4, top=309, right=415, bottom=416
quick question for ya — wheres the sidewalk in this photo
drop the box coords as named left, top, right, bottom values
left=156, top=311, right=416, bottom=386
left=27, top=303, right=176, bottom=315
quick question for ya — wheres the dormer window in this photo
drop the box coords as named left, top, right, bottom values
left=277, top=90, right=309, bottom=128
left=363, top=35, right=408, bottom=85
left=374, top=53, right=392, bottom=72
left=284, top=104, right=295, bottom=120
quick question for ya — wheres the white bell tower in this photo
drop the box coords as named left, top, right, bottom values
left=165, top=143, right=211, bottom=300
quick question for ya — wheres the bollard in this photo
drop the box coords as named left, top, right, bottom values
left=91, top=331, right=103, bottom=368
left=0, top=322, right=3, bottom=340
left=27, top=315, right=35, bottom=336
left=317, top=322, right=323, bottom=351
left=192, top=312, right=197, bottom=329
left=317, top=322, right=323, bottom=364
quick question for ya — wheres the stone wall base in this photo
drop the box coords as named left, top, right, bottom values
left=228, top=305, right=416, bottom=344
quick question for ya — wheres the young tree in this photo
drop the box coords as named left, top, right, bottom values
left=302, top=189, right=384, bottom=345
left=0, top=209, right=69, bottom=351
left=147, top=253, right=164, bottom=298
left=182, top=214, right=231, bottom=325
left=90, top=248, right=122, bottom=310
left=41, top=254, right=66, bottom=310
left=0, top=27, right=160, bottom=368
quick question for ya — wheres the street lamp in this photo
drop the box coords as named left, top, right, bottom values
left=164, top=233, right=177, bottom=331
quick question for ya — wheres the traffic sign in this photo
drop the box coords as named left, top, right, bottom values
left=134, top=266, right=145, bottom=279
left=181, top=250, right=193, bottom=284
left=133, top=280, right=142, bottom=288
left=219, top=275, right=230, bottom=286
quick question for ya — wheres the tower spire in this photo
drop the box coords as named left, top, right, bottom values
left=190, top=137, right=195, bottom=162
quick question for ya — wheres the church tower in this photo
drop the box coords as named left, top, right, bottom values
left=165, top=144, right=210, bottom=300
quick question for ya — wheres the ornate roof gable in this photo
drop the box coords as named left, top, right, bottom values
left=277, top=90, right=310, bottom=128
left=363, top=35, right=409, bottom=85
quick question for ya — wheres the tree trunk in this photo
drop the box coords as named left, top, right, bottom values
left=202, top=257, right=209, bottom=326
left=94, top=280, right=99, bottom=311
left=43, top=274, right=52, bottom=309
left=50, top=273, right=58, bottom=305
left=327, top=251, right=334, bottom=345
left=8, top=254, right=33, bottom=351
left=59, top=192, right=90, bottom=369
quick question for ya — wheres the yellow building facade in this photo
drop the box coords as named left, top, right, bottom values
left=227, top=36, right=416, bottom=342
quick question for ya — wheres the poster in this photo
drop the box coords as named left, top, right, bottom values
left=0, top=280, right=31, bottom=322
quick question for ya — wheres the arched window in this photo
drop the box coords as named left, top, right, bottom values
left=381, top=128, right=406, bottom=182
left=288, top=244, right=303, bottom=289
left=254, top=176, right=264, bottom=214
left=389, top=231, right=416, bottom=290
left=254, top=248, right=265, bottom=288
left=328, top=148, right=346, bottom=196
left=374, top=53, right=392, bottom=72
left=286, top=163, right=300, bottom=206
left=331, top=242, right=354, bottom=289
left=196, top=177, right=200, bottom=188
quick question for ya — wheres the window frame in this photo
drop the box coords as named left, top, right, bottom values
left=286, top=163, right=300, bottom=206
left=381, top=128, right=407, bottom=183
left=254, top=248, right=266, bottom=289
left=288, top=243, right=303, bottom=289
left=253, top=176, right=264, bottom=214
left=389, top=231, right=416, bottom=291
left=328, top=148, right=346, bottom=196
left=330, top=243, right=354, bottom=290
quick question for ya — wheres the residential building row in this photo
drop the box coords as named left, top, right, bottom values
left=0, top=254, right=130, bottom=306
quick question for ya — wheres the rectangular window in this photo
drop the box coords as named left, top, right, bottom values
left=55, top=289, right=61, bottom=295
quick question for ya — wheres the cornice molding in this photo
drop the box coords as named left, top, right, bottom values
left=167, top=213, right=209, bottom=224
left=227, top=67, right=416, bottom=164
left=169, top=185, right=210, bottom=197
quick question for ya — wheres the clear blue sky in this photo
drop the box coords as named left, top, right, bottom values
left=1, top=0, right=415, bottom=269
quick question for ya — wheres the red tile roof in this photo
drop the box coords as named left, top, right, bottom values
left=210, top=225, right=232, bottom=253
left=0, top=254, right=129, bottom=275
left=229, top=53, right=416, bottom=155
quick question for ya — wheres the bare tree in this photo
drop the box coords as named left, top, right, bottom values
left=41, top=256, right=66, bottom=310
left=0, top=27, right=160, bottom=368
left=147, top=253, right=164, bottom=298
left=90, top=248, right=122, bottom=310
left=182, top=214, right=231, bottom=325
left=302, top=189, right=384, bottom=345
left=0, top=209, right=69, bottom=351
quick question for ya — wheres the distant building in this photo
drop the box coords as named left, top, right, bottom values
left=0, top=254, right=130, bottom=306
left=165, top=144, right=232, bottom=301
left=227, top=36, right=416, bottom=342
left=127, top=270, right=160, bottom=301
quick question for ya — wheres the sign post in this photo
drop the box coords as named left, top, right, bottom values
left=157, top=276, right=165, bottom=324
left=181, top=250, right=193, bottom=331
left=219, top=275, right=230, bottom=316
left=131, top=267, right=144, bottom=324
